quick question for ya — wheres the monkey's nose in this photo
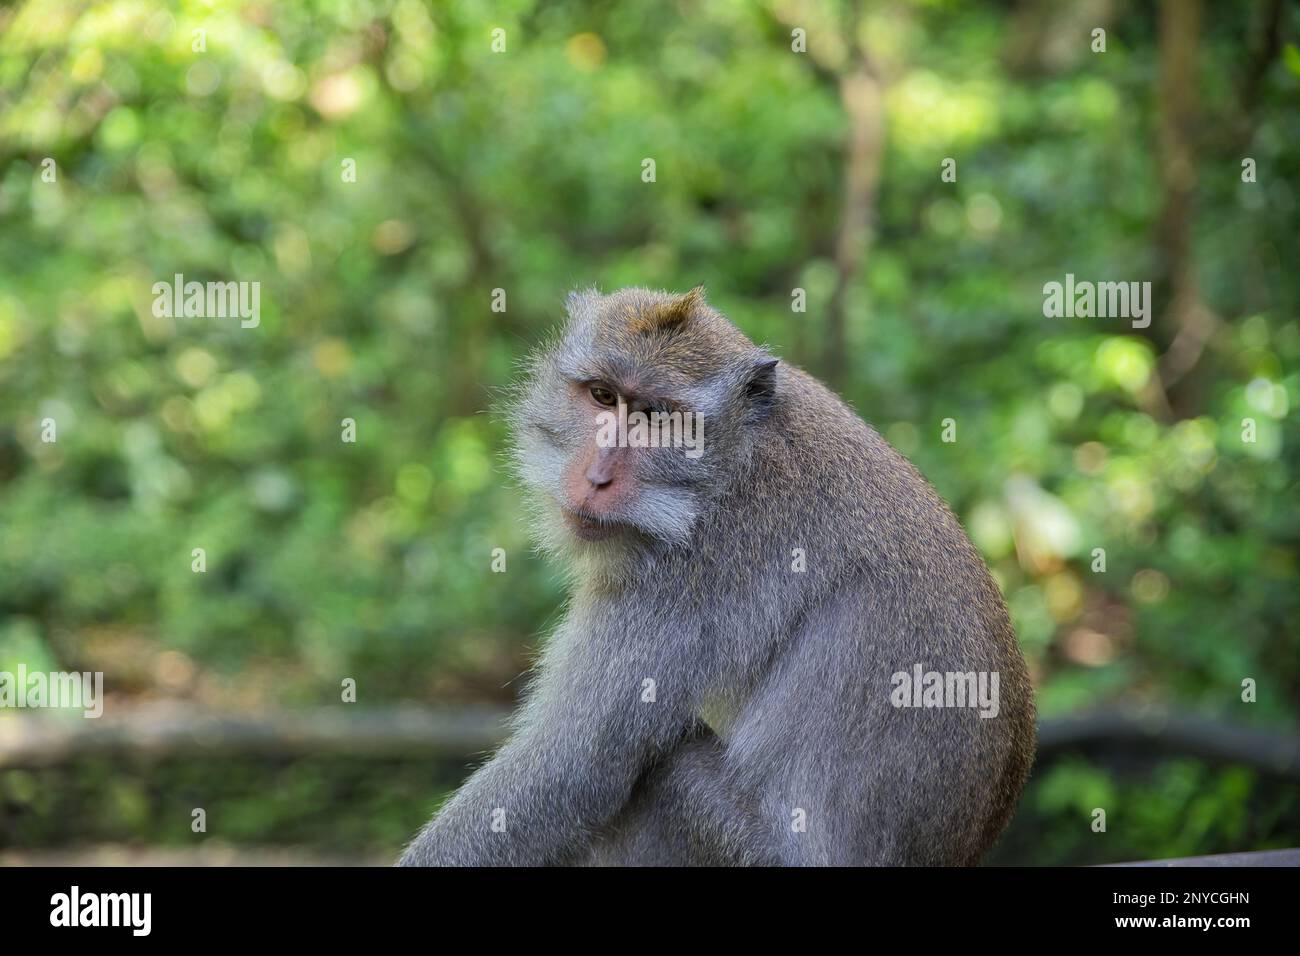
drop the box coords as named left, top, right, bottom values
left=585, top=462, right=615, bottom=488
left=585, top=448, right=618, bottom=488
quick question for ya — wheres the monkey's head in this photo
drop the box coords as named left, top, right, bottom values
left=511, top=286, right=779, bottom=555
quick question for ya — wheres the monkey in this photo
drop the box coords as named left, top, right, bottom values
left=400, top=286, right=1035, bottom=866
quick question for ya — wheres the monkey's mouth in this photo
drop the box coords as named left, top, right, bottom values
left=561, top=507, right=626, bottom=541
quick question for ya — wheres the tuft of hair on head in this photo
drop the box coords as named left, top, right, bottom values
left=628, top=285, right=706, bottom=336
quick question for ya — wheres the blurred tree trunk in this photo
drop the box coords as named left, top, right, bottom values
left=767, top=0, right=887, bottom=389
left=825, top=59, right=885, bottom=388
left=1153, top=0, right=1213, bottom=417
left=1232, top=0, right=1286, bottom=147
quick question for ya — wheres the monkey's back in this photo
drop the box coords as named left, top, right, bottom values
left=703, top=364, right=1035, bottom=865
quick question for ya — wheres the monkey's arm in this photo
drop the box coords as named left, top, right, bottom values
left=587, top=728, right=782, bottom=866
left=399, top=614, right=700, bottom=866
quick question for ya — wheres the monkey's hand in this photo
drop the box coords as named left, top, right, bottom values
left=396, top=724, right=674, bottom=867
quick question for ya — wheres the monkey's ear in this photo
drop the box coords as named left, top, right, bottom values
left=744, top=357, right=780, bottom=418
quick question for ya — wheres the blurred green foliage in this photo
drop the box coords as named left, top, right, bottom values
left=0, top=0, right=1297, bottom=863
left=0, top=753, right=461, bottom=853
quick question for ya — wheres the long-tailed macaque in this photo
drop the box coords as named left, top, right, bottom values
left=401, top=287, right=1034, bottom=866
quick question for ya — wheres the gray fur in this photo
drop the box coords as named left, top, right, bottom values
left=399, top=287, right=1035, bottom=867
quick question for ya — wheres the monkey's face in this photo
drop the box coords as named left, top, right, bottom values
left=554, top=379, right=700, bottom=543
left=511, top=288, right=779, bottom=551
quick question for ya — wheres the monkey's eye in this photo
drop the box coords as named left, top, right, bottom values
left=589, top=385, right=619, bottom=407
